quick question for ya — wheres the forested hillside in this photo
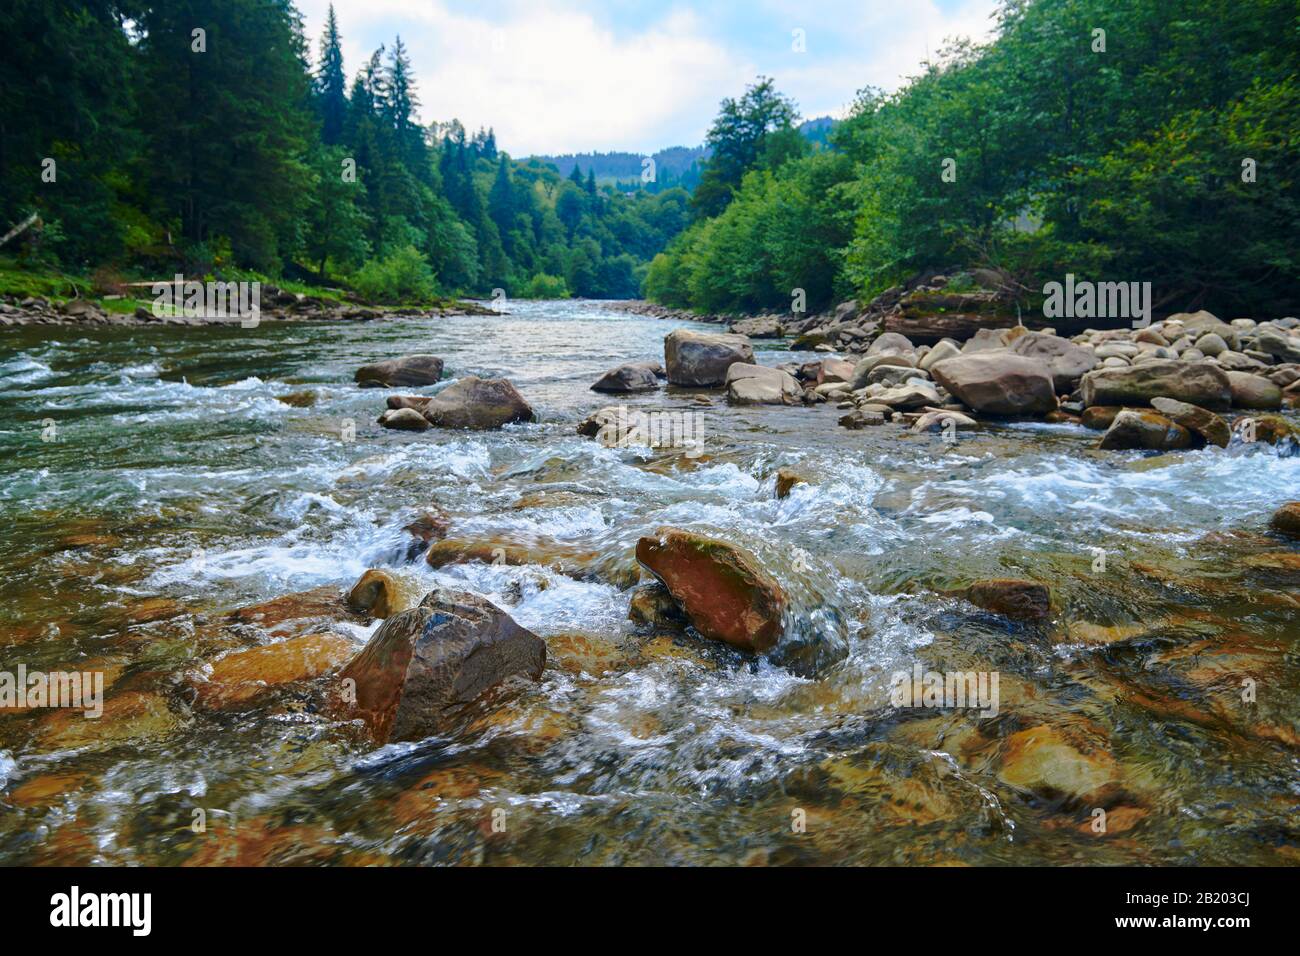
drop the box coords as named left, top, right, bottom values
left=646, top=0, right=1300, bottom=318
left=0, top=1, right=690, bottom=300
left=526, top=147, right=708, bottom=194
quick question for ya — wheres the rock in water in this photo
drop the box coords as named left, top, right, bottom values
left=627, top=582, right=688, bottom=631
left=929, top=351, right=1057, bottom=415
left=355, top=355, right=445, bottom=388
left=590, top=363, right=660, bottom=393
left=664, top=329, right=755, bottom=387
left=725, top=363, right=802, bottom=404
left=1079, top=360, right=1231, bottom=410
left=1270, top=502, right=1300, bottom=539
left=1149, top=397, right=1230, bottom=447
left=1098, top=409, right=1194, bottom=450
left=193, top=633, right=356, bottom=711
left=635, top=528, right=786, bottom=653
left=339, top=588, right=546, bottom=744
left=774, top=467, right=804, bottom=499
left=377, top=407, right=431, bottom=431
left=345, top=569, right=400, bottom=619
left=961, top=579, right=1051, bottom=622
left=420, top=376, right=535, bottom=429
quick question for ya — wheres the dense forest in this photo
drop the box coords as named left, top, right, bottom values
left=0, top=1, right=691, bottom=300
left=646, top=0, right=1300, bottom=318
left=528, top=147, right=708, bottom=194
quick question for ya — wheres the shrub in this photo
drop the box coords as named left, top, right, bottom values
left=520, top=272, right=569, bottom=299
left=350, top=245, right=439, bottom=303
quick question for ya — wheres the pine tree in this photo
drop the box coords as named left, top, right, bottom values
left=316, top=4, right=347, bottom=145
left=488, top=155, right=515, bottom=250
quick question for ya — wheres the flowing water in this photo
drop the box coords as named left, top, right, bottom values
left=1, top=300, right=1297, bottom=865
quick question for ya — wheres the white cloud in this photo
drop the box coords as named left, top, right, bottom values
left=297, top=0, right=999, bottom=155
left=298, top=0, right=750, bottom=154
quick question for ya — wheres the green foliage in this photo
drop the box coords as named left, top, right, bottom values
left=350, top=244, right=438, bottom=303
left=520, top=273, right=569, bottom=299
left=650, top=0, right=1300, bottom=317
left=0, top=1, right=687, bottom=303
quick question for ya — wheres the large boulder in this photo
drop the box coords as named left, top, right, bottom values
left=884, top=289, right=1018, bottom=344
left=1226, top=371, right=1283, bottom=410
left=1254, top=325, right=1300, bottom=363
left=929, top=351, right=1057, bottom=415
left=1149, top=397, right=1230, bottom=448
left=420, top=376, right=535, bottom=429
left=355, top=355, right=445, bottom=388
left=635, top=528, right=786, bottom=653
left=591, top=363, right=660, bottom=393
left=1009, top=332, right=1097, bottom=393
left=729, top=315, right=783, bottom=338
left=1098, top=409, right=1194, bottom=451
left=664, top=329, right=755, bottom=386
left=1079, top=360, right=1232, bottom=410
left=725, top=363, right=803, bottom=405
left=849, top=353, right=914, bottom=389
left=338, top=588, right=546, bottom=744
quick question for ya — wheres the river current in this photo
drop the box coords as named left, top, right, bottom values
left=1, top=300, right=1297, bottom=865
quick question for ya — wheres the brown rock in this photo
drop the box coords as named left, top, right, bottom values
left=1269, top=502, right=1300, bottom=539
left=929, top=351, right=1057, bottom=415
left=627, top=582, right=688, bottom=631
left=1226, top=371, right=1283, bottom=410
left=355, top=354, right=445, bottom=388
left=775, top=467, right=804, bottom=499
left=338, top=588, right=546, bottom=744
left=664, top=329, right=755, bottom=386
left=1149, top=397, right=1231, bottom=448
left=635, top=528, right=786, bottom=653
left=1098, top=410, right=1194, bottom=451
left=345, top=569, right=399, bottom=619
left=1079, top=360, right=1231, bottom=410
left=997, top=725, right=1122, bottom=805
left=591, top=363, right=660, bottom=393
left=420, top=376, right=535, bottom=429
left=377, top=407, right=431, bottom=431
left=1009, top=332, right=1097, bottom=392
left=193, top=632, right=356, bottom=710
left=1080, top=405, right=1124, bottom=430
left=960, top=578, right=1051, bottom=622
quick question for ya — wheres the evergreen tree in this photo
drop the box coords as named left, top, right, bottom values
left=316, top=4, right=347, bottom=145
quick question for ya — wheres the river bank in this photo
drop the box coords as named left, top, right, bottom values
left=0, top=287, right=496, bottom=328
left=1, top=300, right=1298, bottom=865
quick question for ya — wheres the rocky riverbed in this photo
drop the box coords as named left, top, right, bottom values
left=1, top=299, right=1297, bottom=865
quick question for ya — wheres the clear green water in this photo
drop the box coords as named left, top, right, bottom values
left=1, top=301, right=1297, bottom=865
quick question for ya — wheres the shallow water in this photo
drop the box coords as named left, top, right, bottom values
left=1, top=300, right=1297, bottom=865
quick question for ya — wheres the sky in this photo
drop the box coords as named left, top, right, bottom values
left=295, top=0, right=1001, bottom=156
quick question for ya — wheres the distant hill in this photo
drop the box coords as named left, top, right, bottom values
left=529, top=146, right=708, bottom=193
left=531, top=119, right=837, bottom=193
